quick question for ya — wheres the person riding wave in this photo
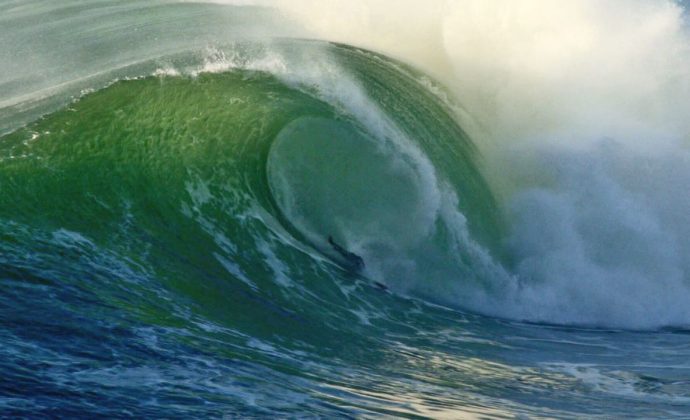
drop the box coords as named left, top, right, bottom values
left=327, top=236, right=388, bottom=290
left=328, top=235, right=364, bottom=272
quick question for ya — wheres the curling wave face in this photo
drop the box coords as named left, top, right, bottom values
left=3, top=0, right=690, bottom=329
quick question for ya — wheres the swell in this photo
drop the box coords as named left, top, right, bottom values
left=3, top=0, right=690, bottom=330
left=0, top=41, right=503, bottom=340
left=4, top=3, right=690, bottom=418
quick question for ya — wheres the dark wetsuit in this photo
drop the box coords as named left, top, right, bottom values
left=328, top=236, right=364, bottom=272
left=327, top=236, right=387, bottom=291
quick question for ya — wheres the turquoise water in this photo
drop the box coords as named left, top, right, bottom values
left=2, top=1, right=690, bottom=418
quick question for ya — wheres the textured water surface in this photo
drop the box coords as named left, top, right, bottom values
left=2, top=1, right=690, bottom=418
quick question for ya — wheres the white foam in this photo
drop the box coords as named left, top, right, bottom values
left=545, top=362, right=690, bottom=402
left=246, top=0, right=690, bottom=328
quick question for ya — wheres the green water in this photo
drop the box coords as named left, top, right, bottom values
left=2, top=4, right=690, bottom=418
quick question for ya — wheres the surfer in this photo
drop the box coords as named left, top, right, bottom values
left=327, top=236, right=388, bottom=291
left=328, top=236, right=364, bottom=272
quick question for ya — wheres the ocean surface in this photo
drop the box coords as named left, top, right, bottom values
left=2, top=1, right=690, bottom=418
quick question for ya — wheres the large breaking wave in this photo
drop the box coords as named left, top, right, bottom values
left=4, top=1, right=690, bottom=417
left=2, top=0, right=690, bottom=331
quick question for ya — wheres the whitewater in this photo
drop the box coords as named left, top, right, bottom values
left=1, top=0, right=690, bottom=418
